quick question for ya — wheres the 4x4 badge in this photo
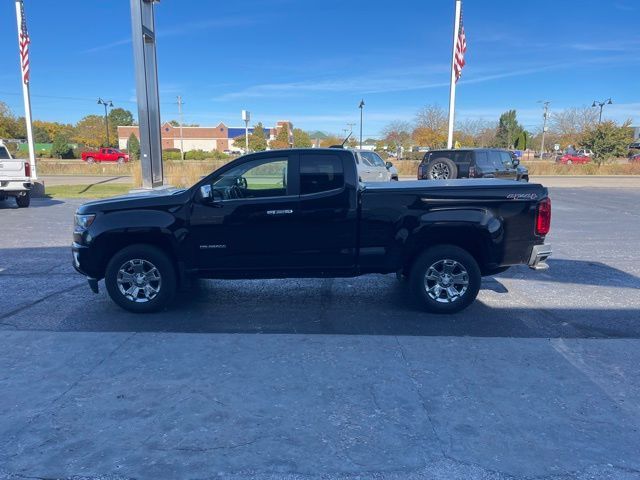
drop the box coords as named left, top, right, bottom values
left=506, top=193, right=538, bottom=200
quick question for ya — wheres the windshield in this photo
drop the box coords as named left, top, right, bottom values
left=0, top=147, right=11, bottom=159
left=361, top=152, right=385, bottom=167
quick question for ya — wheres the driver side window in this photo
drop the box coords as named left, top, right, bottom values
left=211, top=156, right=289, bottom=200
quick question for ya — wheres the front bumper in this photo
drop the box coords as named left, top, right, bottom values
left=528, top=244, right=552, bottom=270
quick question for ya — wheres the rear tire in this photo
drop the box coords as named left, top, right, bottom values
left=105, top=244, right=176, bottom=313
left=117, top=157, right=125, bottom=164
left=426, top=158, right=458, bottom=180
left=15, top=192, right=30, bottom=208
left=410, top=245, right=481, bottom=314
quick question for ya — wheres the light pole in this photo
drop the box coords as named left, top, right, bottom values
left=592, top=98, right=612, bottom=124
left=538, top=101, right=550, bottom=155
left=242, top=110, right=250, bottom=152
left=97, top=98, right=114, bottom=146
left=358, top=99, right=365, bottom=150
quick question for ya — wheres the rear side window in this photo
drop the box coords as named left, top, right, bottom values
left=488, top=151, right=504, bottom=169
left=0, top=147, right=10, bottom=159
left=300, top=154, right=344, bottom=195
left=475, top=152, right=493, bottom=169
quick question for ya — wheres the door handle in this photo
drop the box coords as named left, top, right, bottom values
left=266, top=209, right=294, bottom=216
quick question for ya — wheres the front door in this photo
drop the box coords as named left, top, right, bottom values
left=189, top=153, right=300, bottom=273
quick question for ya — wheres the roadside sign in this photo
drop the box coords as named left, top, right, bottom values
left=554, top=144, right=560, bottom=151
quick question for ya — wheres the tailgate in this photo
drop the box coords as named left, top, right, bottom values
left=0, top=161, right=26, bottom=178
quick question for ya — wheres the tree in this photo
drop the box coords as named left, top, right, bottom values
left=413, top=104, right=447, bottom=148
left=270, top=124, right=292, bottom=149
left=0, top=102, right=25, bottom=139
left=33, top=125, right=51, bottom=143
left=74, top=115, right=107, bottom=148
left=550, top=107, right=599, bottom=148
left=32, top=120, right=74, bottom=142
left=319, top=135, right=343, bottom=148
left=581, top=120, right=633, bottom=165
left=514, top=131, right=528, bottom=150
left=235, top=122, right=268, bottom=152
left=496, top=110, right=524, bottom=148
left=108, top=108, right=134, bottom=128
left=292, top=128, right=312, bottom=148
left=382, top=121, right=412, bottom=154
left=127, top=133, right=140, bottom=160
left=50, top=133, right=73, bottom=159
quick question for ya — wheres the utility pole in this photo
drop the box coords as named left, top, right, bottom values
left=176, top=96, right=184, bottom=160
left=592, top=98, right=613, bottom=124
left=97, top=98, right=113, bottom=146
left=539, top=101, right=550, bottom=156
left=347, top=122, right=356, bottom=135
left=358, top=99, right=365, bottom=150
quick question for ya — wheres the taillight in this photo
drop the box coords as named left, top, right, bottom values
left=417, top=165, right=423, bottom=179
left=25, top=162, right=31, bottom=178
left=469, top=165, right=476, bottom=178
left=535, top=197, right=551, bottom=235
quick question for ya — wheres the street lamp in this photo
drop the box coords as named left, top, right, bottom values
left=358, top=99, right=365, bottom=150
left=592, top=98, right=612, bottom=124
left=97, top=98, right=114, bottom=146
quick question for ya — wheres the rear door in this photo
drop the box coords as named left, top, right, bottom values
left=295, top=151, right=358, bottom=270
left=474, top=151, right=498, bottom=177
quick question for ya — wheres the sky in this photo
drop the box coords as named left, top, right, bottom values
left=0, top=0, right=638, bottom=138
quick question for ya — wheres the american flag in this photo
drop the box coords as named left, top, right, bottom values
left=18, top=0, right=31, bottom=85
left=454, top=12, right=466, bottom=82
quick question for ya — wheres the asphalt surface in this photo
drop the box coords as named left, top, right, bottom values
left=1, top=186, right=639, bottom=479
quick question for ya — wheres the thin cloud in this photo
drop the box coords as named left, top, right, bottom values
left=82, top=17, right=256, bottom=54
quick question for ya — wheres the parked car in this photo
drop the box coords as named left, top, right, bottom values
left=629, top=153, right=640, bottom=163
left=557, top=153, right=590, bottom=165
left=0, top=141, right=32, bottom=208
left=353, top=150, right=392, bottom=182
left=81, top=148, right=130, bottom=164
left=386, top=161, right=399, bottom=181
left=576, top=149, right=594, bottom=157
left=417, top=148, right=524, bottom=181
left=72, top=148, right=552, bottom=315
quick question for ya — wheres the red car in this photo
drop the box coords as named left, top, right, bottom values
left=630, top=154, right=640, bottom=163
left=557, top=153, right=590, bottom=165
left=82, top=148, right=130, bottom=164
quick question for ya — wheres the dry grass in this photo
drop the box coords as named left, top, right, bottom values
left=132, top=160, right=228, bottom=187
left=523, top=162, right=640, bottom=176
left=37, top=161, right=133, bottom=176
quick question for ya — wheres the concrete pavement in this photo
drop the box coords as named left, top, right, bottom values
left=1, top=187, right=639, bottom=479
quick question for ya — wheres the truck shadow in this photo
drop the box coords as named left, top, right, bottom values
left=1, top=246, right=639, bottom=339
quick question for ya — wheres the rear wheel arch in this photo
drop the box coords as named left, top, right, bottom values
left=403, top=226, right=489, bottom=275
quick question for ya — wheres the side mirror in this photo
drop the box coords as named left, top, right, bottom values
left=199, top=184, right=222, bottom=203
left=385, top=161, right=393, bottom=169
left=513, top=158, right=520, bottom=166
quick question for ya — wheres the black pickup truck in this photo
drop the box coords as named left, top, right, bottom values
left=72, top=148, right=551, bottom=314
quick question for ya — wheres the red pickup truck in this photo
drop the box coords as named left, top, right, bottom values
left=81, top=148, right=130, bottom=164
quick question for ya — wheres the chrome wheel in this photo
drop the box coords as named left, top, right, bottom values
left=116, top=259, right=162, bottom=303
left=424, top=259, right=469, bottom=303
left=429, top=162, right=451, bottom=179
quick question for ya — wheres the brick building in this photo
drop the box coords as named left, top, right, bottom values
left=117, top=121, right=293, bottom=152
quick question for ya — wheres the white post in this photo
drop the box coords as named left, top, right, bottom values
left=446, top=0, right=462, bottom=150
left=15, top=0, right=36, bottom=179
left=177, top=95, right=184, bottom=160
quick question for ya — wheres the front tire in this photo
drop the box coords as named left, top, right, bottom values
left=426, top=158, right=458, bottom=180
left=16, top=192, right=30, bottom=208
left=105, top=244, right=176, bottom=313
left=86, top=157, right=95, bottom=164
left=410, top=245, right=481, bottom=314
left=117, top=157, right=125, bottom=164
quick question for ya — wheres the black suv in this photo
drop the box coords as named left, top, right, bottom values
left=418, top=148, right=528, bottom=182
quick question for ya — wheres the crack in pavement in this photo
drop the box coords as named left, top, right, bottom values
left=0, top=282, right=86, bottom=322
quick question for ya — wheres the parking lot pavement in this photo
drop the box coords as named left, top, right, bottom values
left=1, top=187, right=639, bottom=479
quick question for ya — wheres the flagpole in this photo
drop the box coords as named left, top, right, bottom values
left=446, top=0, right=462, bottom=150
left=15, top=0, right=36, bottom=179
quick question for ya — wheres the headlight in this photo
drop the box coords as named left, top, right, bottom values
left=75, top=214, right=96, bottom=229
